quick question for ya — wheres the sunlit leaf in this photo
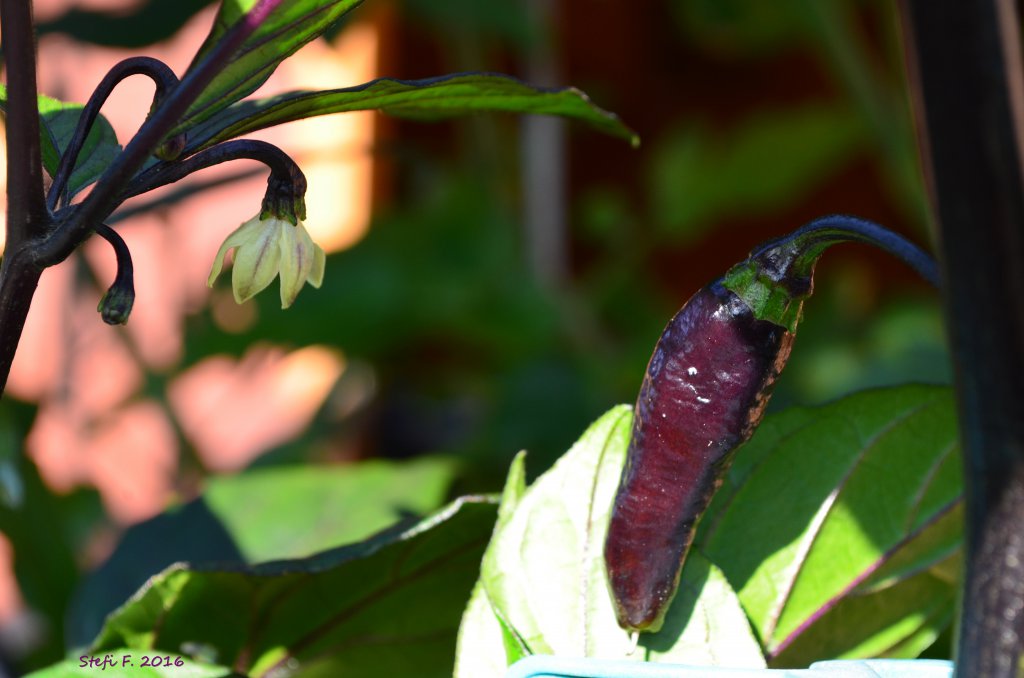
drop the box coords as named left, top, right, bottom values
left=203, top=458, right=457, bottom=561
left=700, top=385, right=961, bottom=661
left=454, top=582, right=510, bottom=678
left=454, top=452, right=528, bottom=678
left=770, top=561, right=958, bottom=667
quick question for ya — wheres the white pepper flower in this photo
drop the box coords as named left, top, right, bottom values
left=208, top=213, right=325, bottom=309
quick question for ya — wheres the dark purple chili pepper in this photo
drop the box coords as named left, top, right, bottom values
left=603, top=215, right=939, bottom=633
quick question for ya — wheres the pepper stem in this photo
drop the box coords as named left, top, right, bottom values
left=120, top=139, right=307, bottom=223
left=722, top=214, right=939, bottom=331
left=95, top=224, right=135, bottom=325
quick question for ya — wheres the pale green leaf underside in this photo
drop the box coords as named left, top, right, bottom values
left=457, top=406, right=765, bottom=674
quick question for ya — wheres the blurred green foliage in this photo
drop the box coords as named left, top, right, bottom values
left=648, top=105, right=867, bottom=243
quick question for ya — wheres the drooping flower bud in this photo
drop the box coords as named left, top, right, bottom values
left=95, top=224, right=135, bottom=325
left=97, top=281, right=135, bottom=325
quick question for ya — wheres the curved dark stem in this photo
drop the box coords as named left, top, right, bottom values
left=724, top=214, right=939, bottom=332
left=751, top=214, right=941, bottom=288
left=94, top=224, right=133, bottom=286
left=94, top=224, right=134, bottom=325
left=109, top=167, right=264, bottom=225
left=36, top=0, right=286, bottom=267
left=120, top=139, right=305, bottom=202
left=47, top=56, right=179, bottom=211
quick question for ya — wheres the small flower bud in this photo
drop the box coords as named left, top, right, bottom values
left=94, top=224, right=135, bottom=325
left=98, top=282, right=135, bottom=325
left=154, top=132, right=188, bottom=161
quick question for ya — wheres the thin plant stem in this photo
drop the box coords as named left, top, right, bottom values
left=120, top=139, right=305, bottom=201
left=93, top=224, right=134, bottom=325
left=47, top=56, right=180, bottom=211
left=109, top=168, right=263, bottom=225
left=750, top=214, right=940, bottom=288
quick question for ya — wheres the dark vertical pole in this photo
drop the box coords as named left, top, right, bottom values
left=900, top=1, right=1024, bottom=675
left=1, top=0, right=47, bottom=235
left=0, top=0, right=47, bottom=394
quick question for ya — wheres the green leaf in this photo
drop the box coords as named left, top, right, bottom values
left=856, top=501, right=962, bottom=595
left=454, top=583, right=510, bottom=678
left=69, top=458, right=456, bottom=648
left=25, top=650, right=231, bottom=678
left=454, top=453, right=530, bottom=677
left=457, top=406, right=765, bottom=671
left=700, top=385, right=962, bottom=661
left=770, top=563, right=958, bottom=667
left=181, top=73, right=639, bottom=153
left=175, top=0, right=362, bottom=133
left=493, top=450, right=527, bottom=528
left=90, top=496, right=497, bottom=677
left=203, top=457, right=457, bottom=561
left=0, top=85, right=121, bottom=197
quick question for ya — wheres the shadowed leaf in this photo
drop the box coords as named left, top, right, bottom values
left=68, top=458, right=457, bottom=649
left=90, top=496, right=497, bottom=677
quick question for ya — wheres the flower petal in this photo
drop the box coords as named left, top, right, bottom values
left=207, top=239, right=233, bottom=288
left=277, top=222, right=311, bottom=309
left=207, top=215, right=267, bottom=288
left=308, top=241, right=326, bottom=289
left=294, top=222, right=318, bottom=281
left=232, top=218, right=283, bottom=304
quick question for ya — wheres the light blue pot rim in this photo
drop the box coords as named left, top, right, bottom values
left=506, top=656, right=954, bottom=678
